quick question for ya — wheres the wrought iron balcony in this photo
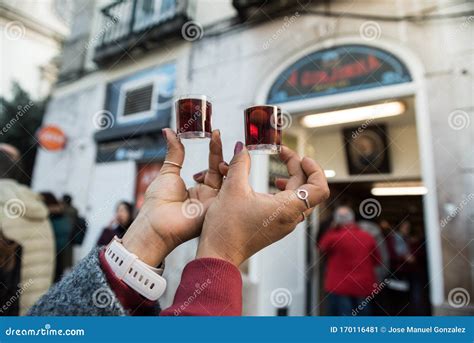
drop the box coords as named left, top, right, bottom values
left=94, top=0, right=190, bottom=65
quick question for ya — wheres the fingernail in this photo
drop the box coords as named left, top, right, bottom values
left=216, top=129, right=221, bottom=136
left=162, top=129, right=167, bottom=141
left=193, top=171, right=205, bottom=179
left=234, top=141, right=244, bottom=155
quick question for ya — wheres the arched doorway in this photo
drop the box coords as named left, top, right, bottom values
left=255, top=39, right=443, bottom=315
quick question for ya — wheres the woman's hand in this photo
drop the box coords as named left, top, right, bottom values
left=196, top=142, right=330, bottom=266
left=122, top=128, right=224, bottom=266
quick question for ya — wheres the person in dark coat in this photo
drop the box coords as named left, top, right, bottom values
left=97, top=201, right=134, bottom=246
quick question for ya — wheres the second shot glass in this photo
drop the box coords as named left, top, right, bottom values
left=244, top=105, right=282, bottom=154
left=175, top=94, right=212, bottom=139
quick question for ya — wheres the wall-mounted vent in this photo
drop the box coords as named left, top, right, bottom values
left=123, top=84, right=154, bottom=116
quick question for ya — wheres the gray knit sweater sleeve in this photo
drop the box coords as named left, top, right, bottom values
left=28, top=247, right=154, bottom=316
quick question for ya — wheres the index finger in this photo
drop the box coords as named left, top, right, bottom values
left=279, top=146, right=306, bottom=190
left=275, top=157, right=329, bottom=212
left=204, top=130, right=224, bottom=189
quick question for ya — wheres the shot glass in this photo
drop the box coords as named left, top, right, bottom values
left=244, top=105, right=282, bottom=154
left=175, top=95, right=212, bottom=139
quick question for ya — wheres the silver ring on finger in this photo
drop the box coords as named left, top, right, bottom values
left=295, top=188, right=311, bottom=209
left=163, top=160, right=182, bottom=169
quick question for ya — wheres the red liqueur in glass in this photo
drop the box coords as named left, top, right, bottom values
left=175, top=95, right=212, bottom=139
left=244, top=105, right=282, bottom=154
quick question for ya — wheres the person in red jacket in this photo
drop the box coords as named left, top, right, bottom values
left=318, top=206, right=381, bottom=316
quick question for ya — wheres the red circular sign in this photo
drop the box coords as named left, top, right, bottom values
left=37, top=125, right=66, bottom=151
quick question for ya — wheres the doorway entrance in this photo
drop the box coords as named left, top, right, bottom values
left=314, top=181, right=431, bottom=316
left=284, top=95, right=432, bottom=315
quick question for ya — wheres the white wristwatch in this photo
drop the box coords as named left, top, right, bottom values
left=105, top=237, right=167, bottom=301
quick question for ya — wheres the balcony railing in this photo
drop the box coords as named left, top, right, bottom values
left=94, top=0, right=189, bottom=64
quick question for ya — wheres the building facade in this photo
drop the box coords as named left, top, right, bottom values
left=0, top=0, right=71, bottom=100
left=32, top=0, right=473, bottom=315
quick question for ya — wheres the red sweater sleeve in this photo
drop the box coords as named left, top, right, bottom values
left=160, top=258, right=242, bottom=316
left=99, top=250, right=243, bottom=316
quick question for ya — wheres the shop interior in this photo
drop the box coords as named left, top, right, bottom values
left=284, top=96, right=432, bottom=316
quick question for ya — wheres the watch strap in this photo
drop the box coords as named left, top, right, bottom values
left=105, top=237, right=166, bottom=301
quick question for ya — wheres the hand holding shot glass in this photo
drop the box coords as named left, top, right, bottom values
left=175, top=94, right=282, bottom=155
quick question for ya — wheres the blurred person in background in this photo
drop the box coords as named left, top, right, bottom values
left=40, top=192, right=73, bottom=282
left=359, top=219, right=390, bottom=316
left=358, top=220, right=389, bottom=283
left=406, top=223, right=429, bottom=315
left=397, top=220, right=422, bottom=315
left=62, top=194, right=88, bottom=246
left=62, top=194, right=78, bottom=227
left=318, top=206, right=381, bottom=316
left=380, top=219, right=415, bottom=315
left=0, top=148, right=55, bottom=315
left=96, top=201, right=134, bottom=246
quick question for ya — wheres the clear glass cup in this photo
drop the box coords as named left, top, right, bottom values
left=175, top=94, right=212, bottom=139
left=244, top=105, right=282, bottom=154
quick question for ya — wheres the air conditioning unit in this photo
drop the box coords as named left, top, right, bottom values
left=117, top=77, right=158, bottom=123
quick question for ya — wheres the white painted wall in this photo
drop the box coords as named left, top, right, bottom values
left=80, top=160, right=137, bottom=260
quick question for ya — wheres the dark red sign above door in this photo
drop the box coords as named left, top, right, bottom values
left=267, top=45, right=412, bottom=104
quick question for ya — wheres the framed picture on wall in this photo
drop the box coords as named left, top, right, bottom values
left=343, top=124, right=391, bottom=175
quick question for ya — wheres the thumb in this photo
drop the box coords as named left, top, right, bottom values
left=160, top=128, right=184, bottom=175
left=225, top=141, right=250, bottom=188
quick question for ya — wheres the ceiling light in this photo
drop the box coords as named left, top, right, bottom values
left=324, top=170, right=336, bottom=178
left=371, top=181, right=427, bottom=196
left=300, top=101, right=405, bottom=128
